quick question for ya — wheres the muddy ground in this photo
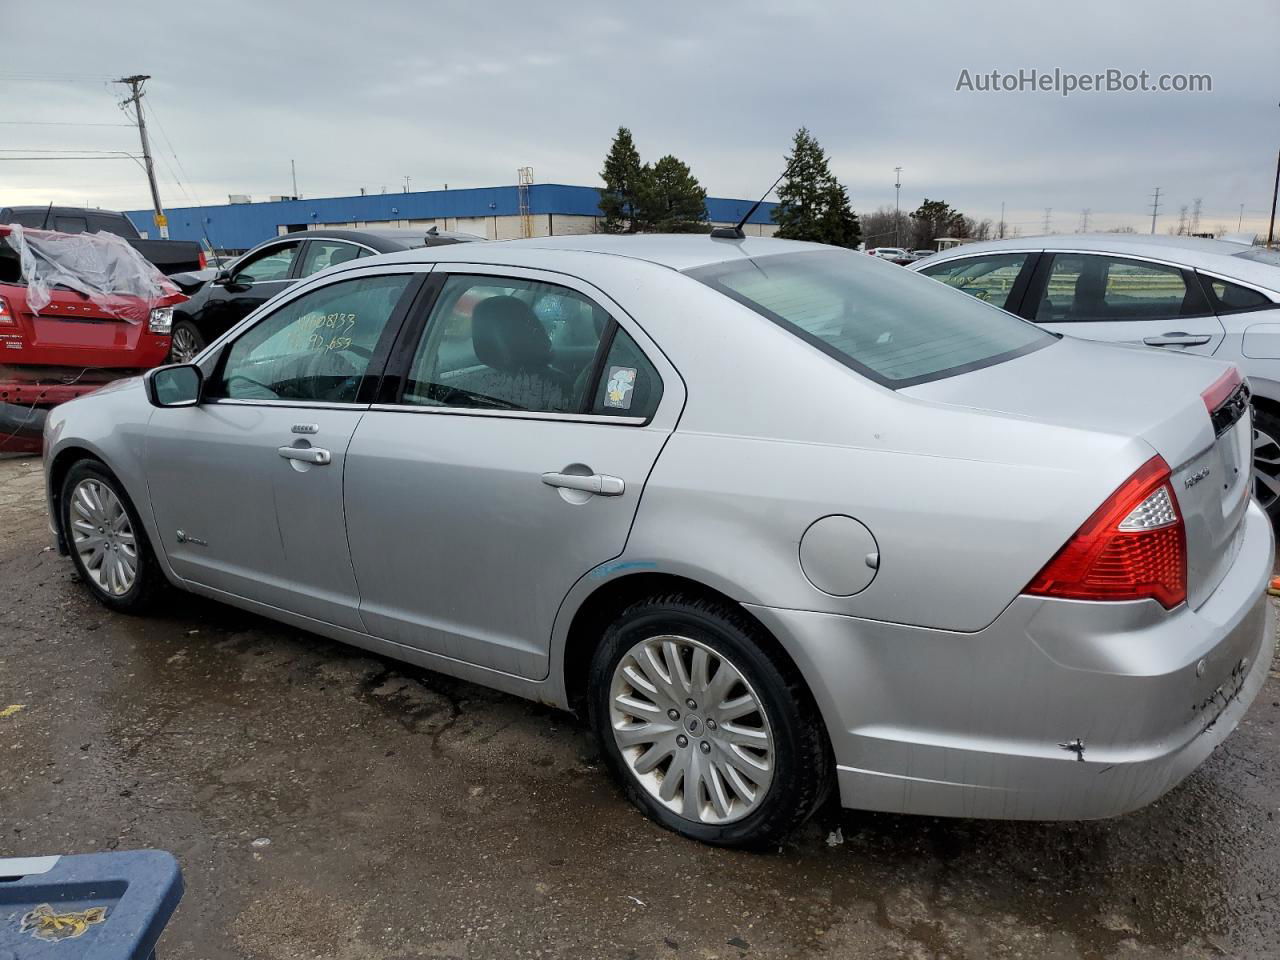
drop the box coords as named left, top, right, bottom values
left=2, top=454, right=1279, bottom=959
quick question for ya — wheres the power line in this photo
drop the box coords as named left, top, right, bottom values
left=0, top=120, right=133, bottom=127
left=0, top=156, right=140, bottom=161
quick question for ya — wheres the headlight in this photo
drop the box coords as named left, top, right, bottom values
left=149, top=306, right=174, bottom=334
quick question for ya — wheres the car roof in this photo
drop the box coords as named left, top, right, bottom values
left=917, top=233, right=1280, bottom=289
left=370, top=233, right=832, bottom=273
left=257, top=228, right=482, bottom=254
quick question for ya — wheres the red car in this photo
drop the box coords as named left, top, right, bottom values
left=0, top=225, right=186, bottom=452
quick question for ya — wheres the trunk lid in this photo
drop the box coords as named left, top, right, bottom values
left=0, top=281, right=177, bottom=370
left=902, top=336, right=1250, bottom=609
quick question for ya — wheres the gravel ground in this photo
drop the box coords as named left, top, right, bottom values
left=3, top=453, right=1280, bottom=959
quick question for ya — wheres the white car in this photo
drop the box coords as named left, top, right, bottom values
left=912, top=234, right=1280, bottom=520
left=867, top=247, right=909, bottom=262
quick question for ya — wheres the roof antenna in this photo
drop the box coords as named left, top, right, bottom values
left=40, top=201, right=53, bottom=230
left=710, top=163, right=791, bottom=240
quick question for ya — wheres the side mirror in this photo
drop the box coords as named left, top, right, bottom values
left=145, top=363, right=204, bottom=408
left=213, top=268, right=233, bottom=285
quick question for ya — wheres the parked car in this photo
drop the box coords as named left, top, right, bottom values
left=866, top=246, right=912, bottom=264
left=45, top=235, right=1272, bottom=846
left=167, top=227, right=483, bottom=362
left=911, top=235, right=1280, bottom=520
left=910, top=249, right=936, bottom=262
left=0, top=205, right=206, bottom=276
left=0, top=225, right=185, bottom=452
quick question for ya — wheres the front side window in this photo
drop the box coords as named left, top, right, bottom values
left=919, top=253, right=1029, bottom=311
left=233, top=243, right=298, bottom=284
left=299, top=241, right=364, bottom=277
left=210, top=274, right=412, bottom=403
left=404, top=274, right=614, bottom=413
left=1035, top=255, right=1201, bottom=323
left=689, top=250, right=1050, bottom=388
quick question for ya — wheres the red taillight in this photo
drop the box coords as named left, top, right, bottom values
left=1025, top=455, right=1187, bottom=609
left=1201, top=366, right=1243, bottom=414
left=198, top=250, right=208, bottom=270
left=0, top=296, right=13, bottom=326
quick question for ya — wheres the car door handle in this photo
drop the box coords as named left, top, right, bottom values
left=278, top=445, right=332, bottom=465
left=1142, top=332, right=1211, bottom=347
left=541, top=471, right=625, bottom=496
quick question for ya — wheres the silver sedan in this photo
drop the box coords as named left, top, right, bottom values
left=44, top=235, right=1274, bottom=846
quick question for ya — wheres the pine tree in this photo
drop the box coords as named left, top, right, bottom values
left=771, top=128, right=859, bottom=248
left=599, top=127, right=644, bottom=233
left=817, top=180, right=861, bottom=249
left=635, top=155, right=708, bottom=233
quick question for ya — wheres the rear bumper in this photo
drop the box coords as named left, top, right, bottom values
left=747, top=498, right=1276, bottom=820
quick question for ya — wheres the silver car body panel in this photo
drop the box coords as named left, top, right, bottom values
left=44, top=234, right=1276, bottom=821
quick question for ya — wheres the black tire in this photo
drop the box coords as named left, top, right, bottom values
left=168, top=319, right=206, bottom=364
left=60, top=459, right=166, bottom=614
left=588, top=592, right=832, bottom=848
left=1252, top=404, right=1280, bottom=524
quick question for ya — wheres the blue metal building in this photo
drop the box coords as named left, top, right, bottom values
left=126, top=183, right=778, bottom=251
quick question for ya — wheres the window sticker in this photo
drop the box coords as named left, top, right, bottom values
left=604, top=365, right=637, bottom=409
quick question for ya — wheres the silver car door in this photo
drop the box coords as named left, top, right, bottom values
left=144, top=267, right=425, bottom=629
left=343, top=266, right=685, bottom=680
left=1031, top=252, right=1225, bottom=355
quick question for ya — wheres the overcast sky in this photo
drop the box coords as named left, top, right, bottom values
left=5, top=0, right=1279, bottom=237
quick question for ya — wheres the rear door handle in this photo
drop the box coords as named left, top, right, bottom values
left=541, top=471, right=625, bottom=496
left=1142, top=332, right=1212, bottom=347
left=278, top=445, right=332, bottom=465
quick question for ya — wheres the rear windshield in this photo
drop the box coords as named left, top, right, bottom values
left=1234, top=247, right=1280, bottom=268
left=687, top=250, right=1052, bottom=388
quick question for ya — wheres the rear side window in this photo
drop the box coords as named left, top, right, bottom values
left=1201, top=276, right=1274, bottom=314
left=53, top=216, right=88, bottom=234
left=588, top=327, right=663, bottom=418
left=1034, top=254, right=1204, bottom=322
left=918, top=253, right=1029, bottom=311
left=688, top=250, right=1050, bottom=388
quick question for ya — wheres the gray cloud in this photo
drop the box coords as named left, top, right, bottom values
left=4, top=0, right=1279, bottom=234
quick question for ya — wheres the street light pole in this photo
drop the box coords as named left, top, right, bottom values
left=893, top=167, right=902, bottom=247
left=115, top=74, right=167, bottom=239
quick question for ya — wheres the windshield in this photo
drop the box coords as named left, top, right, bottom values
left=1234, top=247, right=1280, bottom=268
left=688, top=249, right=1052, bottom=388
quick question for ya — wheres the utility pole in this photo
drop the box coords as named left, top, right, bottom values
left=403, top=176, right=412, bottom=194
left=1149, top=186, right=1162, bottom=234
left=1042, top=208, right=1052, bottom=234
left=291, top=159, right=298, bottom=199
left=115, top=74, right=167, bottom=239
left=1078, top=208, right=1091, bottom=232
left=998, top=201, right=1005, bottom=239
left=1239, top=203, right=1245, bottom=231
left=1269, top=148, right=1279, bottom=249
left=893, top=167, right=902, bottom=247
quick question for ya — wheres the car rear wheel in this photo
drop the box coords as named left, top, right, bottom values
left=168, top=320, right=206, bottom=364
left=588, top=593, right=831, bottom=847
left=1253, top=405, right=1280, bottom=523
left=61, top=460, right=165, bottom=614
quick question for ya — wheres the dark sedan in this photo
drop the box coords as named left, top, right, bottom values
left=168, top=227, right=483, bottom=361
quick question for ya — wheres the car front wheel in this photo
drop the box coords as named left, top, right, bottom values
left=588, top=593, right=831, bottom=847
left=61, top=460, right=165, bottom=614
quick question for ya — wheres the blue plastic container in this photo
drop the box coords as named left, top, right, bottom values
left=0, top=851, right=183, bottom=959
